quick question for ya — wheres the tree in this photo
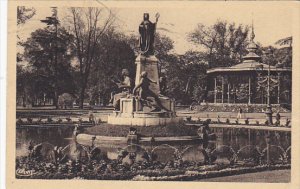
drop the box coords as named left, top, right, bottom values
left=154, top=33, right=174, bottom=71
left=258, top=45, right=292, bottom=68
left=180, top=52, right=208, bottom=104
left=88, top=29, right=136, bottom=105
left=17, top=6, right=36, bottom=62
left=275, top=36, right=292, bottom=47
left=17, top=65, right=34, bottom=107
left=69, top=7, right=114, bottom=109
left=164, top=54, right=186, bottom=102
left=22, top=26, right=76, bottom=106
left=164, top=51, right=208, bottom=104
left=17, top=6, right=36, bottom=25
left=275, top=36, right=292, bottom=68
left=188, top=20, right=249, bottom=68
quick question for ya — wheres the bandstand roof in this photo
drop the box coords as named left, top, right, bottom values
left=206, top=61, right=291, bottom=74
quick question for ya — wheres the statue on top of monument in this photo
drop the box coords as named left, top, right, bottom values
left=139, top=13, right=160, bottom=56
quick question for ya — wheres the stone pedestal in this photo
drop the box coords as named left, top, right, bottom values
left=107, top=97, right=181, bottom=126
left=107, top=112, right=182, bottom=127
left=120, top=97, right=135, bottom=117
left=135, top=55, right=160, bottom=94
left=134, top=96, right=174, bottom=112
left=159, top=96, right=175, bottom=112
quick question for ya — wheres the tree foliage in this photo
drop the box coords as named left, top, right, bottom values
left=165, top=51, right=208, bottom=104
left=17, top=65, right=34, bottom=106
left=274, top=36, right=292, bottom=68
left=17, top=6, right=36, bottom=62
left=87, top=30, right=136, bottom=105
left=275, top=36, right=292, bottom=47
left=17, top=6, right=36, bottom=25
left=154, top=33, right=174, bottom=70
left=22, top=26, right=76, bottom=104
left=258, top=45, right=292, bottom=68
left=188, top=20, right=249, bottom=68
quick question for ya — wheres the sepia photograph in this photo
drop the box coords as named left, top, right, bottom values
left=5, top=1, right=300, bottom=188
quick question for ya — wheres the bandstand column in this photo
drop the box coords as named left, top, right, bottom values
left=214, top=77, right=217, bottom=103
left=227, top=82, right=230, bottom=104
left=277, top=72, right=281, bottom=104
left=232, top=76, right=236, bottom=104
left=248, top=76, right=251, bottom=104
left=221, top=76, right=224, bottom=103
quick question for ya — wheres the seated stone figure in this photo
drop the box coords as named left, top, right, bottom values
left=111, top=69, right=133, bottom=110
left=133, top=71, right=168, bottom=112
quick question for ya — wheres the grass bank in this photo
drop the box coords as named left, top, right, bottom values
left=83, top=123, right=199, bottom=137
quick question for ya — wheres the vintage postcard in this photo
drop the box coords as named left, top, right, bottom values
left=6, top=1, right=300, bottom=189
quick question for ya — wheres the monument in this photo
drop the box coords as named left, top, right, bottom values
left=107, top=13, right=181, bottom=126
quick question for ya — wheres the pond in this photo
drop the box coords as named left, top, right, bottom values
left=16, top=125, right=291, bottom=164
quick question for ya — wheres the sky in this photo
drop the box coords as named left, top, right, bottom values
left=17, top=2, right=294, bottom=55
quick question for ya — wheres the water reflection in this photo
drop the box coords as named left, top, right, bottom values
left=16, top=126, right=291, bottom=163
left=16, top=127, right=73, bottom=157
left=211, top=127, right=291, bottom=152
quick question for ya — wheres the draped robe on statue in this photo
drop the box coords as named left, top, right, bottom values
left=139, top=20, right=156, bottom=56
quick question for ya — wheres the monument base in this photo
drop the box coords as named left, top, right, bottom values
left=107, top=97, right=182, bottom=127
left=107, top=111, right=182, bottom=127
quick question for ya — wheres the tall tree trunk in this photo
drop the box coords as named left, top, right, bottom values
left=79, top=88, right=85, bottom=109
left=79, top=76, right=88, bottom=109
left=54, top=90, right=59, bottom=109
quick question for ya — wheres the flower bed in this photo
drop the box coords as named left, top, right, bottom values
left=16, top=155, right=290, bottom=180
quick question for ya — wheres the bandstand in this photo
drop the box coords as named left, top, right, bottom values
left=206, top=29, right=291, bottom=105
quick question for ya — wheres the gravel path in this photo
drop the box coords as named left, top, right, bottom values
left=199, top=169, right=290, bottom=183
